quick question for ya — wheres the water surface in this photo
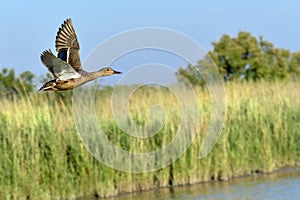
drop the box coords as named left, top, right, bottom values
left=112, top=168, right=300, bottom=200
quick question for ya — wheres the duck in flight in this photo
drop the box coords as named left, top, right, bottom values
left=39, top=18, right=121, bottom=91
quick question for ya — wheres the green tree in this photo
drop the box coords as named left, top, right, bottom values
left=177, top=64, right=204, bottom=86
left=0, top=68, right=35, bottom=98
left=177, top=31, right=300, bottom=84
left=290, top=52, right=300, bottom=80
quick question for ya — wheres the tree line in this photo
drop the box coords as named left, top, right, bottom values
left=1, top=31, right=300, bottom=97
left=0, top=68, right=35, bottom=98
left=177, top=31, right=300, bottom=84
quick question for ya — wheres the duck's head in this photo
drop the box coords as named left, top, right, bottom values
left=100, top=67, right=122, bottom=76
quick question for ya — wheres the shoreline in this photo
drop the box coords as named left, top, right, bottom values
left=2, top=82, right=299, bottom=200
left=75, top=165, right=300, bottom=200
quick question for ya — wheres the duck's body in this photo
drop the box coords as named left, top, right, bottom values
left=40, top=19, right=121, bottom=91
left=39, top=62, right=119, bottom=91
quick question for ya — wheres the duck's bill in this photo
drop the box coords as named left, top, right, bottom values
left=113, top=70, right=122, bottom=74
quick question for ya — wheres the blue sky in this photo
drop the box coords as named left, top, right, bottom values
left=0, top=0, right=299, bottom=85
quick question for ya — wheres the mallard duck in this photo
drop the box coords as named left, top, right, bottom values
left=39, top=18, right=121, bottom=91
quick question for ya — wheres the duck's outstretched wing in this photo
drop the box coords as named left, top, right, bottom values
left=55, top=18, right=82, bottom=71
left=40, top=50, right=81, bottom=80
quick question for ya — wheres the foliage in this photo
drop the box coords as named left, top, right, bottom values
left=0, top=81, right=299, bottom=199
left=0, top=68, right=35, bottom=98
left=178, top=32, right=300, bottom=84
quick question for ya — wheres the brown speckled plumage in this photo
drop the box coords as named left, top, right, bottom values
left=40, top=19, right=121, bottom=91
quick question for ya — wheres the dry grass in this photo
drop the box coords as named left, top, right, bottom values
left=0, top=81, right=299, bottom=199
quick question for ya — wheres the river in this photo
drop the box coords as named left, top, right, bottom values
left=110, top=167, right=300, bottom=200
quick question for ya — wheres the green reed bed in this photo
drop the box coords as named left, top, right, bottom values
left=0, top=81, right=299, bottom=199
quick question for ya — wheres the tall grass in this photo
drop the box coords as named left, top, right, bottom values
left=0, top=81, right=299, bottom=199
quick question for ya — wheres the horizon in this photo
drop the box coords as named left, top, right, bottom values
left=1, top=1, right=299, bottom=85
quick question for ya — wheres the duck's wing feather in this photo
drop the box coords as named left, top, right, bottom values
left=40, top=50, right=81, bottom=80
left=55, top=18, right=82, bottom=71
